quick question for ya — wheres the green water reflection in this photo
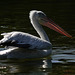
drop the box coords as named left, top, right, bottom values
left=0, top=0, right=75, bottom=75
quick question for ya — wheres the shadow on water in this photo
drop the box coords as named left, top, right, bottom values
left=0, top=58, right=52, bottom=74
left=0, top=47, right=75, bottom=74
left=0, top=48, right=52, bottom=74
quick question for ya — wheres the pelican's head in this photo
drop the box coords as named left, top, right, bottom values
left=29, top=10, right=72, bottom=38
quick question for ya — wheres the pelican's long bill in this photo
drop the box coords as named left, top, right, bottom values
left=39, top=17, right=72, bottom=38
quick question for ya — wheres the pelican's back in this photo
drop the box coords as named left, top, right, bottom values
left=0, top=31, right=51, bottom=50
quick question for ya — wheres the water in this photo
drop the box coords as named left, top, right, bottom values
left=0, top=0, right=75, bottom=74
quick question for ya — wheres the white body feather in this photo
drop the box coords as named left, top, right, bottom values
left=1, top=31, right=51, bottom=50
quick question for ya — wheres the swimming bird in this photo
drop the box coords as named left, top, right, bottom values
left=0, top=10, right=72, bottom=59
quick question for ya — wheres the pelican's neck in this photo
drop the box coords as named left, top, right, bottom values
left=29, top=11, right=50, bottom=42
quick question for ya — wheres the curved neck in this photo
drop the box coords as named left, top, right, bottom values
left=30, top=13, right=50, bottom=42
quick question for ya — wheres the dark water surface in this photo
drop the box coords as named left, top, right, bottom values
left=0, top=0, right=75, bottom=75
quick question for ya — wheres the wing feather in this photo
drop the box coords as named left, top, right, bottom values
left=0, top=31, right=51, bottom=50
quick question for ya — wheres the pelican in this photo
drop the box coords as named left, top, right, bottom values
left=0, top=10, right=72, bottom=59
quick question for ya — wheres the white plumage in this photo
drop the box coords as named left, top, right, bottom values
left=0, top=31, right=51, bottom=50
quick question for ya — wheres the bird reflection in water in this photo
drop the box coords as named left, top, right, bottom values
left=0, top=58, right=52, bottom=74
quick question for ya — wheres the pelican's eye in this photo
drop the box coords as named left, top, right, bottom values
left=38, top=13, right=46, bottom=18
